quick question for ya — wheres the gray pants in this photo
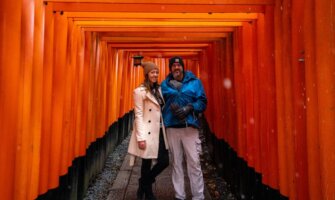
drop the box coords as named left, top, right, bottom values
left=166, top=127, right=204, bottom=200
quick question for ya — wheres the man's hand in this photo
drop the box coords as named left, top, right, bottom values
left=170, top=103, right=179, bottom=112
left=138, top=141, right=146, bottom=150
left=174, top=104, right=193, bottom=120
left=170, top=103, right=180, bottom=116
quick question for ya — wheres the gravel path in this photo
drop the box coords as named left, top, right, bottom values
left=84, top=134, right=237, bottom=200
left=83, top=136, right=130, bottom=200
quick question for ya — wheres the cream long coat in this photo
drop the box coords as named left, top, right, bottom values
left=127, top=86, right=169, bottom=166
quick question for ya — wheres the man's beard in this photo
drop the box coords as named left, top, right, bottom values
left=172, top=69, right=183, bottom=81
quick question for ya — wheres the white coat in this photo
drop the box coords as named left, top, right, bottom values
left=127, top=85, right=169, bottom=166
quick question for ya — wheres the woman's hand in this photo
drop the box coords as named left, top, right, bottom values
left=138, top=141, right=146, bottom=150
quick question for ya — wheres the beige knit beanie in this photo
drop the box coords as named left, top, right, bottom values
left=142, top=62, right=159, bottom=75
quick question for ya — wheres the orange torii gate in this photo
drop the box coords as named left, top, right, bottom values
left=0, top=0, right=334, bottom=200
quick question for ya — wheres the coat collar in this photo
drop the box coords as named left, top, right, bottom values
left=140, top=86, right=164, bottom=106
left=146, top=92, right=159, bottom=105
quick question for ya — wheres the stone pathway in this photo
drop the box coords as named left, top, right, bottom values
left=107, top=154, right=212, bottom=200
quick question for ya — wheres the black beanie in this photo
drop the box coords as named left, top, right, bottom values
left=169, top=56, right=184, bottom=70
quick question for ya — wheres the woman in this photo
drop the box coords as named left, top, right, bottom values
left=128, top=61, right=169, bottom=200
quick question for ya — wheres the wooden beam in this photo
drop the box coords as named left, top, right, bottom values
left=106, top=43, right=210, bottom=47
left=66, top=12, right=259, bottom=20
left=50, top=3, right=265, bottom=13
left=136, top=51, right=200, bottom=57
left=100, top=37, right=221, bottom=42
left=112, top=48, right=204, bottom=52
left=99, top=32, right=228, bottom=38
left=74, top=20, right=242, bottom=26
left=46, top=0, right=274, bottom=5
left=82, top=27, right=235, bottom=32
left=73, top=17, right=254, bottom=23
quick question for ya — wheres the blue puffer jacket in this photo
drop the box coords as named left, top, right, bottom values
left=161, top=71, right=207, bottom=128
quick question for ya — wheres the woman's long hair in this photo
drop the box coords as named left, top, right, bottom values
left=142, top=74, right=159, bottom=92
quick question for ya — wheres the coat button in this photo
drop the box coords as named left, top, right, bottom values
left=148, top=120, right=151, bottom=123
left=148, top=132, right=151, bottom=134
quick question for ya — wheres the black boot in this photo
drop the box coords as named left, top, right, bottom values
left=137, top=179, right=145, bottom=200
left=144, top=183, right=156, bottom=200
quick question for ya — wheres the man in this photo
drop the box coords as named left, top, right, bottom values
left=161, top=56, right=207, bottom=200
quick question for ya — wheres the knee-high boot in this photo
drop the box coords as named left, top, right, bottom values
left=137, top=179, right=145, bottom=200
left=143, top=179, right=156, bottom=200
left=143, top=184, right=156, bottom=200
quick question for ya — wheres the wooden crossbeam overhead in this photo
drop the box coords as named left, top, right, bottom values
left=101, top=37, right=221, bottom=42
left=74, top=17, right=255, bottom=22
left=106, top=43, right=210, bottom=48
left=99, top=32, right=228, bottom=38
left=134, top=51, right=200, bottom=57
left=46, top=0, right=274, bottom=4
left=50, top=3, right=265, bottom=13
left=67, top=12, right=258, bottom=20
left=74, top=21, right=242, bottom=26
left=112, top=48, right=204, bottom=52
left=107, top=43, right=211, bottom=56
left=83, top=27, right=235, bottom=32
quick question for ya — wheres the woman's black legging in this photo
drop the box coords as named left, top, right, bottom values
left=141, top=129, right=169, bottom=184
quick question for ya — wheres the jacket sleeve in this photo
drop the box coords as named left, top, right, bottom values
left=133, top=89, right=146, bottom=141
left=190, top=79, right=207, bottom=113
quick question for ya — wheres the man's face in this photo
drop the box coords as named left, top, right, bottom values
left=171, top=63, right=183, bottom=81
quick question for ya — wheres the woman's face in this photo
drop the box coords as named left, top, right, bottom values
left=147, top=68, right=159, bottom=84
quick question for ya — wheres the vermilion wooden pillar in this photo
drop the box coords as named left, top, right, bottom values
left=202, top=43, right=215, bottom=136
left=78, top=30, right=91, bottom=155
left=211, top=40, right=225, bottom=140
left=263, top=5, right=278, bottom=191
left=108, top=46, right=119, bottom=123
left=116, top=51, right=125, bottom=118
left=304, top=0, right=322, bottom=198
left=28, top=0, right=45, bottom=199
left=274, top=0, right=295, bottom=198
left=119, top=51, right=130, bottom=118
left=39, top=2, right=55, bottom=194
left=61, top=17, right=76, bottom=171
left=73, top=25, right=85, bottom=157
left=233, top=26, right=244, bottom=157
left=291, top=0, right=309, bottom=199
left=255, top=14, right=268, bottom=184
left=49, top=11, right=68, bottom=188
left=14, top=0, right=35, bottom=198
left=0, top=1, right=22, bottom=199
left=224, top=33, right=238, bottom=150
left=256, top=12, right=269, bottom=183
left=86, top=32, right=97, bottom=144
left=315, top=0, right=335, bottom=198
left=241, top=21, right=255, bottom=165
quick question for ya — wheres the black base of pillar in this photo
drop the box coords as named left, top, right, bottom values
left=37, top=111, right=134, bottom=200
left=202, top=122, right=288, bottom=200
